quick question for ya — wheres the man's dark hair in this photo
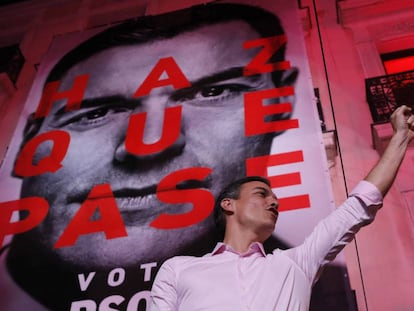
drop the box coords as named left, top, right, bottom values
left=46, top=2, right=287, bottom=85
left=213, top=176, right=271, bottom=239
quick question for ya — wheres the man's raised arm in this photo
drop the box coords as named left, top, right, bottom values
left=364, top=105, right=414, bottom=197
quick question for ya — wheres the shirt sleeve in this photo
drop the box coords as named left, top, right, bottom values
left=283, top=180, right=383, bottom=285
left=148, top=258, right=179, bottom=311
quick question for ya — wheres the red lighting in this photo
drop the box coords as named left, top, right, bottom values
left=384, top=56, right=414, bottom=74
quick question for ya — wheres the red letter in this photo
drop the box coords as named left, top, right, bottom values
left=34, top=74, right=89, bottom=119
left=54, top=184, right=127, bottom=248
left=14, top=130, right=70, bottom=177
left=243, top=35, right=290, bottom=76
left=133, top=57, right=191, bottom=97
left=244, top=88, right=298, bottom=136
left=0, top=198, right=49, bottom=245
left=151, top=167, right=214, bottom=229
left=125, top=106, right=182, bottom=155
left=246, top=151, right=310, bottom=211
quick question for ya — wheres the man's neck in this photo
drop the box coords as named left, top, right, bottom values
left=223, top=230, right=263, bottom=254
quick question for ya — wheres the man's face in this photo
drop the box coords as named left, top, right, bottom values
left=230, top=181, right=279, bottom=240
left=20, top=21, right=277, bottom=267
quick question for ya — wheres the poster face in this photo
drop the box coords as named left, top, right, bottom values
left=0, top=1, right=351, bottom=310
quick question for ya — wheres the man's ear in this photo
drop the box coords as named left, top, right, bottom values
left=220, top=198, right=235, bottom=215
left=21, top=113, right=43, bottom=145
left=280, top=67, right=298, bottom=87
left=266, top=67, right=299, bottom=129
left=11, top=113, right=43, bottom=178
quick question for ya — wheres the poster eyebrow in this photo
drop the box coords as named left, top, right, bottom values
left=53, top=95, right=135, bottom=116
left=188, top=66, right=258, bottom=88
left=53, top=67, right=255, bottom=116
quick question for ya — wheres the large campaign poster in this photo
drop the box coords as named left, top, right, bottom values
left=0, top=1, right=353, bottom=310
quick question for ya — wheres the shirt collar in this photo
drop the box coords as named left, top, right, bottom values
left=211, top=242, right=266, bottom=257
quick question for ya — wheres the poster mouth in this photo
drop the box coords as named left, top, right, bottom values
left=113, top=186, right=158, bottom=211
left=115, top=193, right=158, bottom=211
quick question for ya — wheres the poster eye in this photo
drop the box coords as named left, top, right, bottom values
left=200, top=86, right=225, bottom=97
left=85, top=108, right=110, bottom=120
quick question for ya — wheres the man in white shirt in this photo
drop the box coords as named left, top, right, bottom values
left=150, top=105, right=414, bottom=310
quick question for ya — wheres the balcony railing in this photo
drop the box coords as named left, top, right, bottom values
left=365, top=70, right=414, bottom=123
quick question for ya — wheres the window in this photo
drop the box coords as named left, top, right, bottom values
left=381, top=48, right=414, bottom=74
